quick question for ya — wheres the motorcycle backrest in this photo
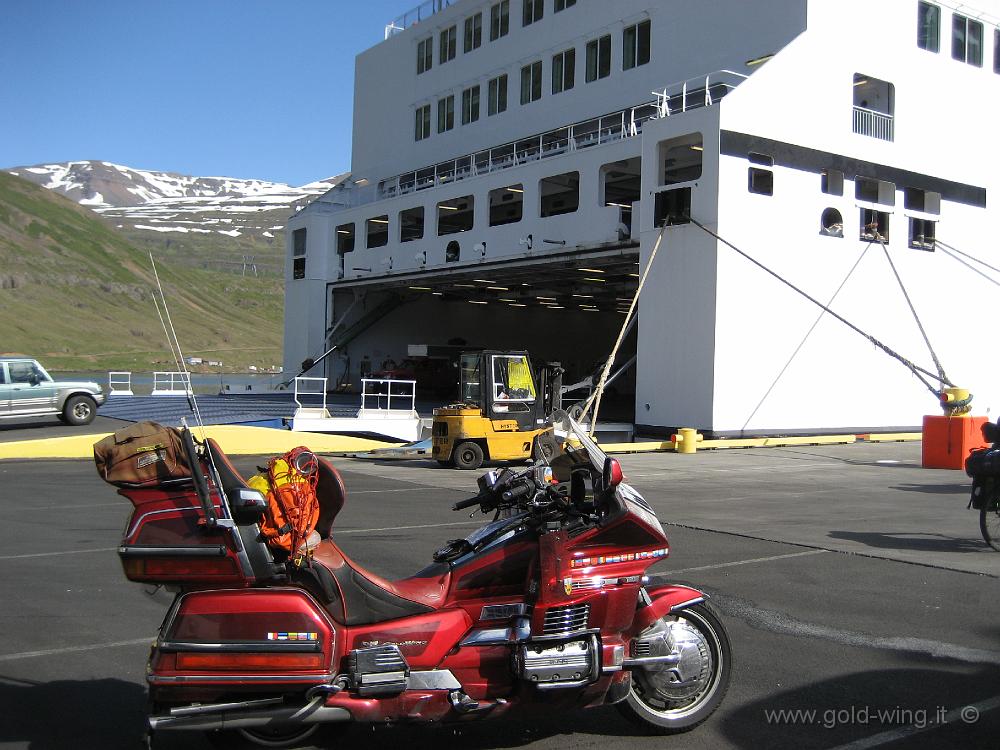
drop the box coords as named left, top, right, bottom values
left=315, top=458, right=347, bottom=538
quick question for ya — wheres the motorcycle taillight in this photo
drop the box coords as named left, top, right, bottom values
left=150, top=589, right=336, bottom=685
left=174, top=652, right=325, bottom=671
left=123, top=556, right=238, bottom=581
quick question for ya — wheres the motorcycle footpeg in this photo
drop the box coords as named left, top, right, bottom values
left=448, top=691, right=504, bottom=714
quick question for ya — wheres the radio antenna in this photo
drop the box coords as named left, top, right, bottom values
left=148, top=252, right=207, bottom=435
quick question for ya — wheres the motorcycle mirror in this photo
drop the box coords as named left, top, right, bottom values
left=603, top=457, right=624, bottom=489
left=477, top=470, right=501, bottom=493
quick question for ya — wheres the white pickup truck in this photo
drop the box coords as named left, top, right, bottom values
left=0, top=358, right=105, bottom=425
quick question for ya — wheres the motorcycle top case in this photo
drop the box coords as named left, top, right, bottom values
left=94, top=421, right=191, bottom=488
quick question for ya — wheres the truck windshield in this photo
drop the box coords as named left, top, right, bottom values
left=492, top=354, right=536, bottom=403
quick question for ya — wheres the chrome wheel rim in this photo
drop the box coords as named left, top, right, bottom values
left=72, top=401, right=92, bottom=420
left=630, top=610, right=723, bottom=720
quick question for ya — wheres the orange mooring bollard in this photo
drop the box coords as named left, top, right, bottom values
left=921, top=414, right=989, bottom=470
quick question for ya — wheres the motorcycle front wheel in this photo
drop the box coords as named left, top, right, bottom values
left=618, top=602, right=732, bottom=734
left=981, top=496, right=1000, bottom=551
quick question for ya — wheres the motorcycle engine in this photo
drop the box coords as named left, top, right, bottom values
left=516, top=637, right=597, bottom=687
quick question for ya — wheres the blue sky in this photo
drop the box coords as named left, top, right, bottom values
left=0, top=1, right=410, bottom=185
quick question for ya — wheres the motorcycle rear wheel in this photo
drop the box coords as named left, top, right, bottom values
left=981, top=497, right=1000, bottom=551
left=206, top=724, right=325, bottom=749
left=618, top=602, right=731, bottom=734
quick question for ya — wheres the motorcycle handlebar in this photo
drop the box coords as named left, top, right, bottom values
left=501, top=482, right=534, bottom=503
left=453, top=493, right=488, bottom=511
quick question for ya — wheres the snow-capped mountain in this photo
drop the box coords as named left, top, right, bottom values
left=5, top=161, right=348, bottom=243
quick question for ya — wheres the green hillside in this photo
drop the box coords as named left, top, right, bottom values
left=0, top=171, right=284, bottom=372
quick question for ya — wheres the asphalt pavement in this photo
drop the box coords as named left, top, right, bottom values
left=0, top=439, right=998, bottom=749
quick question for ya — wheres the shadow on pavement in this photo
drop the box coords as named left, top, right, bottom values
left=891, top=482, right=970, bottom=495
left=721, top=666, right=1000, bottom=749
left=827, top=530, right=987, bottom=554
left=0, top=675, right=147, bottom=749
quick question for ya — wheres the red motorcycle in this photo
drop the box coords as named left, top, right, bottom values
left=111, top=411, right=731, bottom=748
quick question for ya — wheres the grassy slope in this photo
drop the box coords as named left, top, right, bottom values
left=0, top=171, right=284, bottom=372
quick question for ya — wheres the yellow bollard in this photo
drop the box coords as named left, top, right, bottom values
left=939, top=387, right=973, bottom=417
left=672, top=427, right=703, bottom=454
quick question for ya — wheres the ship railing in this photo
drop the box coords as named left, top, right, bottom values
left=375, top=69, right=748, bottom=203
left=852, top=106, right=894, bottom=142
left=294, top=376, right=329, bottom=416
left=359, top=378, right=418, bottom=417
left=151, top=371, right=192, bottom=397
left=385, top=0, right=457, bottom=40
left=108, top=371, right=134, bottom=397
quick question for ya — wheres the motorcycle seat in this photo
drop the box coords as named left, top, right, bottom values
left=298, top=540, right=449, bottom=626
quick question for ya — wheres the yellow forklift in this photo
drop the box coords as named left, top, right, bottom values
left=431, top=351, right=562, bottom=470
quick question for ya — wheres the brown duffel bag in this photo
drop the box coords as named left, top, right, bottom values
left=94, top=421, right=192, bottom=488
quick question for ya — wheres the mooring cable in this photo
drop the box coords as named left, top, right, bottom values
left=935, top=242, right=1000, bottom=289
left=689, top=218, right=950, bottom=395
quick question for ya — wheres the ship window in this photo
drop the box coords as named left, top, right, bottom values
left=292, top=227, right=307, bottom=257
left=918, top=2, right=940, bottom=52
left=488, top=74, right=508, bottom=115
left=860, top=208, right=889, bottom=242
left=552, top=48, right=575, bottom=95
left=748, top=168, right=773, bottom=195
left=366, top=216, right=389, bottom=248
left=654, top=188, right=692, bottom=227
left=853, top=74, right=894, bottom=141
left=856, top=177, right=895, bottom=205
left=489, top=185, right=523, bottom=226
left=602, top=157, right=641, bottom=207
left=400, top=207, right=424, bottom=243
left=820, top=208, right=843, bottom=237
left=909, top=218, right=936, bottom=250
left=335, top=223, right=355, bottom=254
left=440, top=25, right=457, bottom=63
left=520, top=61, right=542, bottom=104
left=522, top=0, right=543, bottom=27
left=748, top=152, right=773, bottom=166
left=822, top=169, right=844, bottom=196
left=952, top=13, right=983, bottom=66
left=446, top=240, right=461, bottom=263
left=464, top=13, right=482, bottom=53
left=292, top=258, right=305, bottom=280
left=555, top=0, right=576, bottom=11
left=586, top=34, right=612, bottom=81
left=659, top=133, right=703, bottom=186
left=417, top=37, right=433, bottom=74
left=438, top=196, right=474, bottom=235
left=623, top=20, right=651, bottom=70
left=904, top=188, right=941, bottom=214
left=414, top=104, right=431, bottom=141
left=462, top=85, right=481, bottom=125
left=540, top=172, right=579, bottom=217
left=995, top=29, right=1000, bottom=73
left=490, top=0, right=509, bottom=40
left=437, top=95, right=455, bottom=133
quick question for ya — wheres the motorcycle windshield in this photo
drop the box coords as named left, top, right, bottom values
left=550, top=409, right=608, bottom=475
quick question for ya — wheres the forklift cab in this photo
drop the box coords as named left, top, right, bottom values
left=460, top=351, right=543, bottom=431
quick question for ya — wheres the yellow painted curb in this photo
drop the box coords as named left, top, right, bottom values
left=0, top=426, right=400, bottom=460
left=860, top=432, right=923, bottom=442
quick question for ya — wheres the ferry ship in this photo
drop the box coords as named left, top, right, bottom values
left=284, top=0, right=999, bottom=436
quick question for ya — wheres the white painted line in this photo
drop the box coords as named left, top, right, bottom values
left=0, top=547, right=116, bottom=561
left=830, top=694, right=1000, bottom=749
left=0, top=638, right=152, bottom=662
left=338, top=520, right=478, bottom=534
left=668, top=549, right=828, bottom=574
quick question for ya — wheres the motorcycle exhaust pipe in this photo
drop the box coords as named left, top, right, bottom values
left=149, top=697, right=351, bottom=732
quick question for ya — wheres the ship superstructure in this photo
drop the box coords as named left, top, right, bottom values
left=285, top=0, right=999, bottom=435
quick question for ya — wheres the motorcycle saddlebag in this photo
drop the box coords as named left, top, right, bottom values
left=965, top=447, right=1000, bottom=479
left=94, top=421, right=191, bottom=488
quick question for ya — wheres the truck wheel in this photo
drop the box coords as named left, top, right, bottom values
left=63, top=395, right=97, bottom=426
left=452, top=441, right=484, bottom=470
